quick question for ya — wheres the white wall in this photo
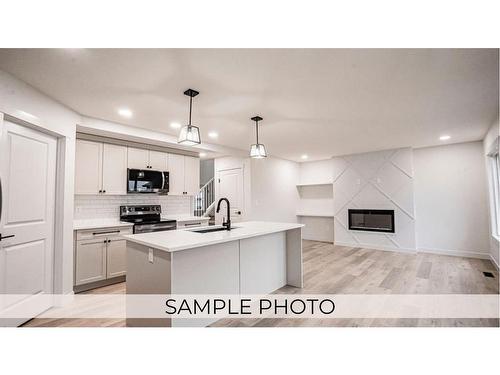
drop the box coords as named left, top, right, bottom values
left=249, top=157, right=300, bottom=223
left=0, top=69, right=80, bottom=294
left=483, top=119, right=500, bottom=267
left=333, top=148, right=416, bottom=251
left=414, top=141, right=490, bottom=258
left=214, top=156, right=300, bottom=224
left=299, top=159, right=333, bottom=184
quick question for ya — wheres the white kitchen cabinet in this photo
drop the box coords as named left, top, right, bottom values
left=75, top=139, right=127, bottom=195
left=75, top=140, right=103, bottom=195
left=168, top=153, right=186, bottom=194
left=74, top=226, right=132, bottom=290
left=128, top=147, right=168, bottom=170
left=167, top=153, right=200, bottom=195
left=127, top=147, right=149, bottom=169
left=106, top=239, right=127, bottom=278
left=184, top=156, right=200, bottom=195
left=102, top=143, right=127, bottom=195
left=75, top=239, right=107, bottom=285
left=149, top=150, right=168, bottom=171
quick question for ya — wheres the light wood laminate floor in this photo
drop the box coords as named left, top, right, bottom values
left=23, top=240, right=499, bottom=327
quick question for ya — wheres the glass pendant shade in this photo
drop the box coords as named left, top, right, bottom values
left=250, top=143, right=267, bottom=158
left=249, top=116, right=267, bottom=158
left=178, top=88, right=201, bottom=146
left=178, top=124, right=201, bottom=145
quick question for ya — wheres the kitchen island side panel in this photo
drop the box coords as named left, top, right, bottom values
left=239, top=232, right=287, bottom=294
left=126, top=241, right=172, bottom=327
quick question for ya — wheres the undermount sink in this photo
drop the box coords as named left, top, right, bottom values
left=188, top=226, right=238, bottom=234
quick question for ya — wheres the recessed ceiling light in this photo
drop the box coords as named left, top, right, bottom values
left=199, top=152, right=207, bottom=157
left=301, top=154, right=308, bottom=160
left=170, top=122, right=181, bottom=129
left=117, top=108, right=133, bottom=118
left=439, top=135, right=451, bottom=141
left=208, top=132, right=218, bottom=139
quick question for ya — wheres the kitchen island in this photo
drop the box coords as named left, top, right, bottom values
left=124, top=221, right=304, bottom=327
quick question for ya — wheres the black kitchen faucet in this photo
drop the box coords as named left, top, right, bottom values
left=216, top=198, right=231, bottom=230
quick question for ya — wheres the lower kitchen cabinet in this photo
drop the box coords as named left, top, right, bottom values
left=75, top=239, right=107, bottom=285
left=106, top=239, right=127, bottom=278
left=74, top=226, right=132, bottom=289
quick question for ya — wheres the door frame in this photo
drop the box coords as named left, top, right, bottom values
left=0, top=110, right=66, bottom=298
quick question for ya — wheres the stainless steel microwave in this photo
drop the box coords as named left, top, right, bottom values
left=127, top=169, right=169, bottom=194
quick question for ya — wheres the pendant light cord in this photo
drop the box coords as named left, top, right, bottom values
left=188, top=95, right=193, bottom=126
left=255, top=118, right=259, bottom=144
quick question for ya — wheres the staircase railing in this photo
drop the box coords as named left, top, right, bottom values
left=194, top=177, right=215, bottom=217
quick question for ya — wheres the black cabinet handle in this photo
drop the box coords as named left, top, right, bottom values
left=0, top=233, right=15, bottom=241
left=92, top=230, right=120, bottom=236
left=103, top=190, right=106, bottom=193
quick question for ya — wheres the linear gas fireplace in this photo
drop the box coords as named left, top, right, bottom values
left=348, top=209, right=395, bottom=233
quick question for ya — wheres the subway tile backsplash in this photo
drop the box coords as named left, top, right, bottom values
left=74, top=195, right=192, bottom=220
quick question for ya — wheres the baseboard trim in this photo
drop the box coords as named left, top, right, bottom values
left=74, top=275, right=126, bottom=293
left=334, top=241, right=416, bottom=254
left=489, top=254, right=500, bottom=270
left=418, top=247, right=491, bottom=260
left=333, top=241, right=495, bottom=261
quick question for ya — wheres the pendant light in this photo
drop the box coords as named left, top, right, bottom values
left=250, top=116, right=267, bottom=158
left=178, top=89, right=201, bottom=145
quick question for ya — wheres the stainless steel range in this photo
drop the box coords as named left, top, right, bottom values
left=120, top=205, right=177, bottom=234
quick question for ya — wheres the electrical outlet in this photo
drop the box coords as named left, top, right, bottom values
left=148, top=248, right=154, bottom=263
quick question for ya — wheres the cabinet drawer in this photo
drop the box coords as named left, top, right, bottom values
left=76, top=226, right=133, bottom=241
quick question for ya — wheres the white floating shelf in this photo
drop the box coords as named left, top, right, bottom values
left=296, top=182, right=333, bottom=187
left=296, top=212, right=334, bottom=218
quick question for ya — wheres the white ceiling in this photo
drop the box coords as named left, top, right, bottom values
left=0, top=49, right=497, bottom=162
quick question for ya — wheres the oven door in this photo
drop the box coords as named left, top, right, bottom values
left=127, top=169, right=168, bottom=194
left=133, top=221, right=177, bottom=234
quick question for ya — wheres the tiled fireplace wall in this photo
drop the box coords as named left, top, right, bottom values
left=74, top=195, right=192, bottom=220
left=333, top=147, right=417, bottom=251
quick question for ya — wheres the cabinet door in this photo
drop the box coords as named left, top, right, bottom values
left=184, top=156, right=200, bottom=195
left=102, top=143, right=127, bottom=195
left=148, top=150, right=168, bottom=171
left=106, top=239, right=127, bottom=278
left=75, top=239, right=107, bottom=285
left=127, top=147, right=149, bottom=169
left=168, top=153, right=185, bottom=194
left=75, top=139, right=102, bottom=194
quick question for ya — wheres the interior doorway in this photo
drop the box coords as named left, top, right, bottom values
left=0, top=115, right=58, bottom=326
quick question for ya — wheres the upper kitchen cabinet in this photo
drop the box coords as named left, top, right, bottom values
left=75, top=139, right=127, bottom=195
left=75, top=139, right=102, bottom=194
left=167, top=153, right=185, bottom=194
left=101, top=143, right=128, bottom=195
left=149, top=150, right=168, bottom=170
left=184, top=156, right=200, bottom=195
left=167, top=154, right=200, bottom=195
left=127, top=147, right=168, bottom=170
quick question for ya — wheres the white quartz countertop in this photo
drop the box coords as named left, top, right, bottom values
left=73, top=219, right=134, bottom=230
left=161, top=215, right=210, bottom=222
left=124, top=221, right=304, bottom=252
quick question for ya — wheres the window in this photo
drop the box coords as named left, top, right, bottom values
left=488, top=145, right=500, bottom=238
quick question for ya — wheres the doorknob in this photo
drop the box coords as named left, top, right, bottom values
left=0, top=233, right=15, bottom=241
